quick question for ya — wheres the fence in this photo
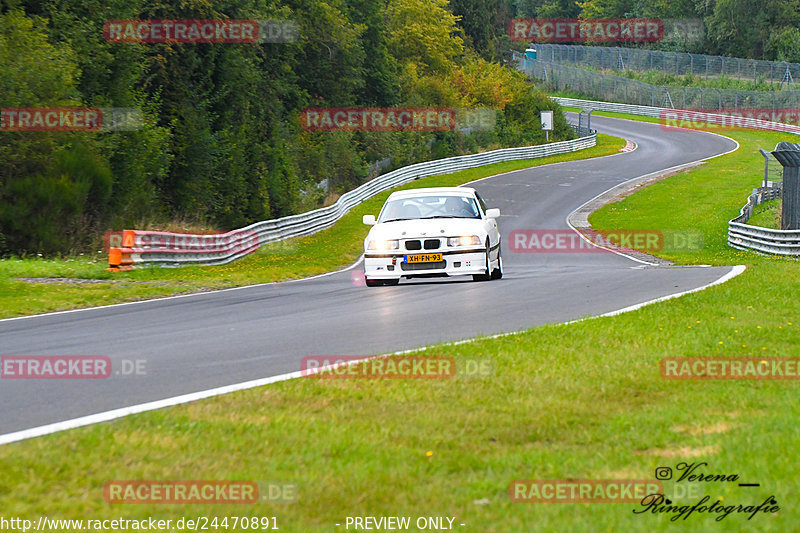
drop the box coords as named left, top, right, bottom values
left=109, top=132, right=597, bottom=269
left=760, top=149, right=784, bottom=187
left=570, top=122, right=594, bottom=137
left=522, top=60, right=800, bottom=113
left=532, top=44, right=800, bottom=87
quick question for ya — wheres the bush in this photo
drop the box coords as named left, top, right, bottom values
left=0, top=139, right=112, bottom=254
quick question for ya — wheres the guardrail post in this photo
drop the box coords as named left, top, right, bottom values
left=583, top=109, right=594, bottom=134
left=772, top=142, right=800, bottom=229
left=759, top=149, right=772, bottom=187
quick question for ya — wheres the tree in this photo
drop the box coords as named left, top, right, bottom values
left=387, top=0, right=464, bottom=75
left=704, top=0, right=765, bottom=58
left=0, top=10, right=113, bottom=254
left=449, top=0, right=502, bottom=56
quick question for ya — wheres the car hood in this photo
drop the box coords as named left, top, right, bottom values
left=367, top=218, right=486, bottom=241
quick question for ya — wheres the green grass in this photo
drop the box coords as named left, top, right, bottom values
left=588, top=130, right=788, bottom=265
left=747, top=199, right=781, bottom=229
left=0, top=135, right=624, bottom=319
left=561, top=107, right=792, bottom=265
left=2, top=288, right=797, bottom=532
left=3, top=116, right=800, bottom=532
left=606, top=68, right=786, bottom=93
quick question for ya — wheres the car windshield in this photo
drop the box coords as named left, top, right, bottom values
left=378, top=195, right=481, bottom=222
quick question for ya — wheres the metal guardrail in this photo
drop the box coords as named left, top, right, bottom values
left=109, top=133, right=597, bottom=268
left=727, top=187, right=800, bottom=255
left=550, top=96, right=664, bottom=117
left=550, top=96, right=800, bottom=134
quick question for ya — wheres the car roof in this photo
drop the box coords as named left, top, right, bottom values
left=386, top=187, right=476, bottom=200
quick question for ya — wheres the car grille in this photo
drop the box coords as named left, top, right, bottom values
left=400, top=260, right=446, bottom=271
left=404, top=239, right=440, bottom=250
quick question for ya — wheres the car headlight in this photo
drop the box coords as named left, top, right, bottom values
left=367, top=239, right=399, bottom=251
left=447, top=235, right=480, bottom=247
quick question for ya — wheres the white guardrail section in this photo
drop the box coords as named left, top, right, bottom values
left=550, top=97, right=800, bottom=257
left=109, top=134, right=597, bottom=268
left=728, top=186, right=800, bottom=255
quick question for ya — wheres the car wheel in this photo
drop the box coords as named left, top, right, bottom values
left=472, top=241, right=492, bottom=282
left=491, top=247, right=503, bottom=280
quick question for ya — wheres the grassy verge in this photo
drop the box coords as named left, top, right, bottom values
left=2, top=116, right=799, bottom=532
left=747, top=199, right=781, bottom=229
left=2, top=281, right=797, bottom=532
left=0, top=135, right=624, bottom=319
left=596, top=67, right=784, bottom=92
left=559, top=104, right=793, bottom=262
left=589, top=129, right=787, bottom=265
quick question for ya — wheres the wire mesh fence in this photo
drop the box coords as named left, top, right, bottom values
left=511, top=54, right=800, bottom=113
left=570, top=122, right=593, bottom=137
left=532, top=44, right=800, bottom=87
left=760, top=149, right=784, bottom=188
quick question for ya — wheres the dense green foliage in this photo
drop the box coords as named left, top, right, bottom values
left=513, top=0, right=800, bottom=61
left=4, top=0, right=794, bottom=255
left=0, top=0, right=574, bottom=255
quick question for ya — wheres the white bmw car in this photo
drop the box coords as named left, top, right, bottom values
left=362, top=187, right=502, bottom=287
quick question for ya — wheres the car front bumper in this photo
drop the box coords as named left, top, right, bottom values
left=363, top=248, right=487, bottom=279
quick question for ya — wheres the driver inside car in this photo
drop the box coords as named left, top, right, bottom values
left=444, top=196, right=475, bottom=218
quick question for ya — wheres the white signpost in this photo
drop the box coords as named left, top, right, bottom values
left=541, top=110, right=553, bottom=141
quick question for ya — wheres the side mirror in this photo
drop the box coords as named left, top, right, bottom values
left=362, top=214, right=376, bottom=225
left=485, top=208, right=500, bottom=219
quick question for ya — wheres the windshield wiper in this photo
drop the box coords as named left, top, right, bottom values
left=419, top=215, right=479, bottom=219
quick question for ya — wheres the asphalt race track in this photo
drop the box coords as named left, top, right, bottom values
left=0, top=115, right=739, bottom=436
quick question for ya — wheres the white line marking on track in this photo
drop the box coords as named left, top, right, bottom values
left=0, top=260, right=364, bottom=324
left=564, top=126, right=739, bottom=266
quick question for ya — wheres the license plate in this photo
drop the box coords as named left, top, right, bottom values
left=405, top=253, right=443, bottom=263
